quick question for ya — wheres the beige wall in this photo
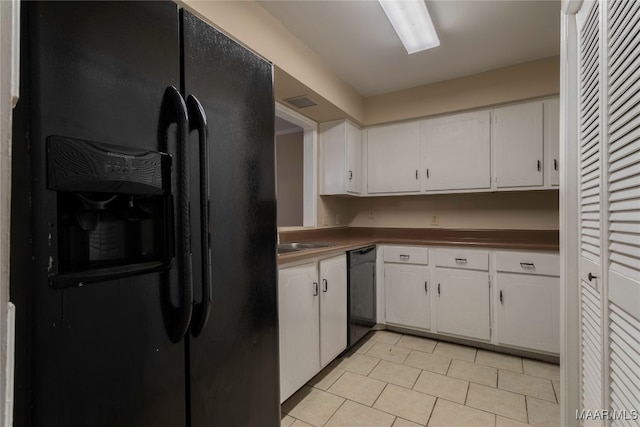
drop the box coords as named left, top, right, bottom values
left=180, top=1, right=365, bottom=123
left=347, top=191, right=559, bottom=230
left=276, top=131, right=304, bottom=227
left=364, top=56, right=560, bottom=126
left=179, top=2, right=558, bottom=128
left=317, top=196, right=354, bottom=228
left=180, top=1, right=560, bottom=232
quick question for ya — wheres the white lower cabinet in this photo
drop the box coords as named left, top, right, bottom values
left=435, top=268, right=491, bottom=341
left=278, top=262, right=319, bottom=403
left=383, top=246, right=430, bottom=330
left=382, top=246, right=559, bottom=355
left=384, top=263, right=430, bottom=330
left=278, top=254, right=347, bottom=403
left=319, top=255, right=348, bottom=366
left=495, top=251, right=560, bottom=353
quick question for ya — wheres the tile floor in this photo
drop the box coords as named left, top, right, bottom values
left=281, top=331, right=560, bottom=427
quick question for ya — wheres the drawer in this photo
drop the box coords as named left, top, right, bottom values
left=383, top=246, right=429, bottom=265
left=434, top=248, right=489, bottom=271
left=495, top=251, right=560, bottom=276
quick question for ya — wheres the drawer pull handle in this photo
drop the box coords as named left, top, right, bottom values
left=399, top=254, right=410, bottom=260
left=520, top=262, right=535, bottom=269
left=455, top=258, right=467, bottom=264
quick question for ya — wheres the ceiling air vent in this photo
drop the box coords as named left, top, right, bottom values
left=284, top=95, right=317, bottom=109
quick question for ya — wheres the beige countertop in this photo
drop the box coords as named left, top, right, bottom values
left=277, top=227, right=559, bottom=265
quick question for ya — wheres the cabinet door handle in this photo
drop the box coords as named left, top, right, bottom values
left=537, top=160, right=541, bottom=171
left=426, top=168, right=429, bottom=179
left=553, top=159, right=558, bottom=171
left=520, top=262, right=535, bottom=269
left=399, top=254, right=410, bottom=260
left=313, top=282, right=318, bottom=296
left=438, top=283, right=441, bottom=295
left=500, top=290, right=504, bottom=304
left=348, top=170, right=353, bottom=180
left=424, top=281, right=428, bottom=294
left=322, top=278, right=328, bottom=292
left=415, top=170, right=419, bottom=180
left=455, top=258, right=467, bottom=264
left=588, top=272, right=597, bottom=282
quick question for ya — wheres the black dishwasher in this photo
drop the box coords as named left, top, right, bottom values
left=347, top=246, right=377, bottom=348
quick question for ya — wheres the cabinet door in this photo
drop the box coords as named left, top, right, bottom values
left=422, top=111, right=491, bottom=191
left=545, top=99, right=560, bottom=186
left=278, top=263, right=320, bottom=402
left=319, top=255, right=348, bottom=367
left=320, top=121, right=361, bottom=195
left=496, top=273, right=559, bottom=353
left=435, top=268, right=490, bottom=340
left=493, top=102, right=544, bottom=188
left=367, top=122, right=421, bottom=194
left=384, top=263, right=430, bottom=330
left=346, top=122, right=362, bottom=194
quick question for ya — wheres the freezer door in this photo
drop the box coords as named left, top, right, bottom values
left=11, top=2, right=187, bottom=426
left=181, top=10, right=280, bottom=427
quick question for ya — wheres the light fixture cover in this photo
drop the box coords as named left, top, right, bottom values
left=379, top=0, right=440, bottom=54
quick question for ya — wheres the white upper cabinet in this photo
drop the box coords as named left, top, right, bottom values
left=320, top=120, right=362, bottom=195
left=421, top=110, right=491, bottom=191
left=493, top=101, right=544, bottom=188
left=366, top=121, right=421, bottom=194
left=545, top=98, right=560, bottom=186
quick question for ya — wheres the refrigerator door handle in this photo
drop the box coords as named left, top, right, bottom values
left=187, top=94, right=212, bottom=337
left=161, top=86, right=194, bottom=343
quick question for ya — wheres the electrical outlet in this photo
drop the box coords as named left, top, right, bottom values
left=431, top=215, right=439, bottom=226
left=335, top=214, right=341, bottom=225
left=368, top=209, right=375, bottom=219
left=323, top=215, right=329, bottom=226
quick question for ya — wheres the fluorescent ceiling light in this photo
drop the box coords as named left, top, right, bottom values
left=379, top=0, right=440, bottom=54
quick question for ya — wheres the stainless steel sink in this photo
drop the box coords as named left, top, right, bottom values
left=277, top=242, right=334, bottom=254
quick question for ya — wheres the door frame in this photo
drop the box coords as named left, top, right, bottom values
left=275, top=102, right=317, bottom=227
left=560, top=1, right=583, bottom=425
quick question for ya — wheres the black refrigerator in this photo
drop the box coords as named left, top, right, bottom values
left=10, top=2, right=279, bottom=426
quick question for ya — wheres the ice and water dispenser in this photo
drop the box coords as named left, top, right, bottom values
left=47, top=136, right=173, bottom=288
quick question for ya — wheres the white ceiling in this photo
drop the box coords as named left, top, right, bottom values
left=259, top=0, right=561, bottom=97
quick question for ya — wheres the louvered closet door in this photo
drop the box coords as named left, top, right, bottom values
left=607, top=0, right=640, bottom=420
left=578, top=0, right=605, bottom=417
